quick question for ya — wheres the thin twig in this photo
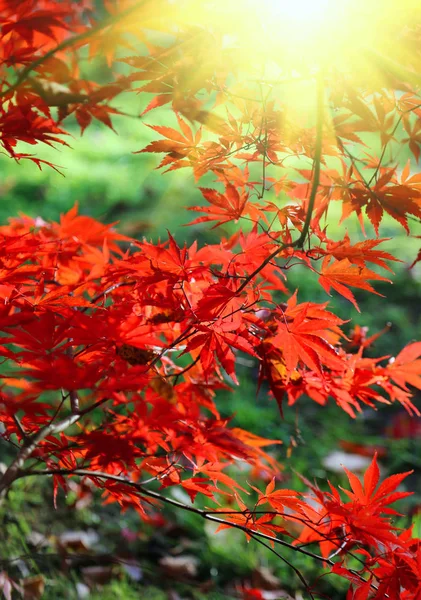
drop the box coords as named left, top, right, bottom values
left=0, top=413, right=80, bottom=496
left=12, top=415, right=27, bottom=441
left=235, top=71, right=325, bottom=295
left=250, top=534, right=315, bottom=600
left=0, top=1, right=152, bottom=99
left=17, top=467, right=331, bottom=565
left=0, top=397, right=110, bottom=496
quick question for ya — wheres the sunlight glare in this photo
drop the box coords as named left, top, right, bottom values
left=177, top=0, right=354, bottom=74
left=172, top=0, right=421, bottom=84
left=262, top=0, right=335, bottom=25
left=254, top=0, right=352, bottom=68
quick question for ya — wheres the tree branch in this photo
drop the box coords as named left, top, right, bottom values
left=0, top=398, right=110, bottom=496
left=0, top=413, right=79, bottom=496
left=236, top=72, right=325, bottom=295
left=0, top=0, right=151, bottom=99
left=250, top=534, right=315, bottom=599
left=16, top=467, right=331, bottom=566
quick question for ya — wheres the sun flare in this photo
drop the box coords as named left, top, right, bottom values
left=175, top=0, right=361, bottom=76
left=255, top=0, right=351, bottom=67
left=174, top=0, right=421, bottom=79
left=260, top=0, right=338, bottom=25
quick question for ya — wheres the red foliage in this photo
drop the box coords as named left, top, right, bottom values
left=1, top=1, right=421, bottom=597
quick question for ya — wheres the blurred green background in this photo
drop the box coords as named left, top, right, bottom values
left=1, top=90, right=421, bottom=599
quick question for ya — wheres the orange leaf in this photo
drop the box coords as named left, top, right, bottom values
left=319, top=257, right=391, bottom=311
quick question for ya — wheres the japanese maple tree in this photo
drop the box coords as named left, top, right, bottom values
left=1, top=0, right=421, bottom=597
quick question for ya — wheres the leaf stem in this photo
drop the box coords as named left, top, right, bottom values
left=236, top=71, right=324, bottom=295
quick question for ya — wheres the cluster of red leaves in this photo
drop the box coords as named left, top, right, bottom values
left=0, top=206, right=282, bottom=501
left=0, top=0, right=136, bottom=167
left=0, top=205, right=419, bottom=596
left=1, top=1, right=421, bottom=597
left=206, top=455, right=421, bottom=599
left=295, top=455, right=421, bottom=600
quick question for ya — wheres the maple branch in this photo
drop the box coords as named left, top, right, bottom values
left=12, top=415, right=27, bottom=441
left=250, top=534, right=315, bottom=600
left=235, top=72, right=324, bottom=295
left=86, top=281, right=135, bottom=312
left=17, top=467, right=331, bottom=566
left=341, top=143, right=421, bottom=229
left=0, top=398, right=110, bottom=497
left=0, top=0, right=152, bottom=99
left=0, top=413, right=80, bottom=497
left=69, top=390, right=80, bottom=414
left=148, top=326, right=195, bottom=368
left=368, top=101, right=421, bottom=186
left=9, top=467, right=377, bottom=593
left=167, top=354, right=201, bottom=384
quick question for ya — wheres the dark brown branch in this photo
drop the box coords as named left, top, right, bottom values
left=250, top=534, right=315, bottom=600
left=17, top=467, right=330, bottom=565
left=13, top=467, right=377, bottom=592
left=12, top=415, right=27, bottom=440
left=85, top=281, right=136, bottom=312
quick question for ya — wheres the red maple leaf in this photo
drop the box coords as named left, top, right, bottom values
left=319, top=257, right=391, bottom=311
